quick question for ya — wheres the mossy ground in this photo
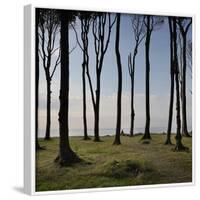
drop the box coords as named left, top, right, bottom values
left=36, top=134, right=192, bottom=192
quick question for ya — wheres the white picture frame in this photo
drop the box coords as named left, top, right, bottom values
left=24, top=4, right=195, bottom=195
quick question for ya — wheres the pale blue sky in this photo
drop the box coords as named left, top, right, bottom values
left=38, top=12, right=192, bottom=137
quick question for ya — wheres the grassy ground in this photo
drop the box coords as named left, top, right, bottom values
left=36, top=134, right=192, bottom=192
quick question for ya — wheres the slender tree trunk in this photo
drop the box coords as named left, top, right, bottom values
left=45, top=77, right=51, bottom=140
left=130, top=53, right=136, bottom=137
left=173, top=18, right=187, bottom=151
left=181, top=34, right=190, bottom=137
left=130, top=76, right=135, bottom=136
left=82, top=60, right=89, bottom=140
left=56, top=11, right=80, bottom=166
left=35, top=9, right=41, bottom=150
left=142, top=16, right=151, bottom=140
left=94, top=73, right=100, bottom=142
left=165, top=17, right=174, bottom=145
left=113, top=13, right=122, bottom=145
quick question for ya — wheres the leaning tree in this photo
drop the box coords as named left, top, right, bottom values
left=38, top=9, right=60, bottom=140
left=128, top=15, right=145, bottom=137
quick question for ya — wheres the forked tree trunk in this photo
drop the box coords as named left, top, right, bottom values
left=165, top=17, right=174, bottom=145
left=142, top=16, right=151, bottom=140
left=89, top=13, right=115, bottom=142
left=113, top=13, right=122, bottom=145
left=173, top=17, right=187, bottom=151
left=181, top=33, right=190, bottom=137
left=56, top=11, right=80, bottom=166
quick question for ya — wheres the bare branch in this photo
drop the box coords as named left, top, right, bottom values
left=69, top=40, right=77, bottom=54
left=71, top=23, right=84, bottom=51
left=38, top=48, right=44, bottom=60
left=50, top=49, right=60, bottom=79
left=103, top=13, right=117, bottom=55
left=128, top=53, right=132, bottom=76
left=51, top=46, right=60, bottom=55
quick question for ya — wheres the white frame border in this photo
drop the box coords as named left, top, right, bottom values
left=24, top=4, right=195, bottom=196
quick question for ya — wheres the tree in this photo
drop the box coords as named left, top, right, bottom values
left=72, top=11, right=93, bottom=140
left=172, top=17, right=188, bottom=151
left=35, top=9, right=42, bottom=150
left=142, top=15, right=164, bottom=140
left=128, top=15, right=145, bottom=137
left=186, top=39, right=192, bottom=94
left=165, top=17, right=174, bottom=145
left=187, top=39, right=192, bottom=76
left=177, top=17, right=192, bottom=137
left=38, top=9, right=60, bottom=140
left=113, top=13, right=122, bottom=145
left=55, top=10, right=80, bottom=166
left=86, top=12, right=116, bottom=142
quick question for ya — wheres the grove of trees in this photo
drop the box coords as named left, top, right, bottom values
left=35, top=8, right=192, bottom=166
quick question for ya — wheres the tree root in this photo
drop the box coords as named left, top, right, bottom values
left=83, top=136, right=91, bottom=140
left=54, top=149, right=82, bottom=167
left=113, top=140, right=121, bottom=145
left=141, top=134, right=151, bottom=140
left=174, top=143, right=189, bottom=152
left=164, top=139, right=173, bottom=145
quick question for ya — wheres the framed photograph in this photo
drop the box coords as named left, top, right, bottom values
left=24, top=4, right=194, bottom=195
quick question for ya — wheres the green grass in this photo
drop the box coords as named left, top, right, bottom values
left=36, top=134, right=192, bottom=192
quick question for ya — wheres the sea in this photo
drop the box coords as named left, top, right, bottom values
left=38, top=127, right=184, bottom=138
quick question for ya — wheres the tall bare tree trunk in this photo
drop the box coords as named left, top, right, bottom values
left=82, top=59, right=89, bottom=140
left=165, top=17, right=174, bottom=145
left=45, top=76, right=51, bottom=140
left=73, top=15, right=91, bottom=141
left=128, top=16, right=145, bottom=136
left=129, top=51, right=137, bottom=137
left=35, top=9, right=41, bottom=150
left=56, top=11, right=80, bottom=166
left=181, top=33, right=190, bottom=137
left=89, top=13, right=115, bottom=142
left=113, top=13, right=122, bottom=145
left=130, top=72, right=135, bottom=137
left=142, top=16, right=151, bottom=140
left=173, top=18, right=187, bottom=151
left=94, top=73, right=101, bottom=142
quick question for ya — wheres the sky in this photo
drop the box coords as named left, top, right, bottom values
left=38, top=11, right=192, bottom=137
